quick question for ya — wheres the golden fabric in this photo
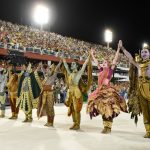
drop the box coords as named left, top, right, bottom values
left=138, top=61, right=150, bottom=101
left=145, top=124, right=150, bottom=132
left=25, top=110, right=32, bottom=119
left=128, top=57, right=150, bottom=137
left=70, top=104, right=81, bottom=126
left=17, top=74, right=40, bottom=113
left=87, top=85, right=127, bottom=119
left=139, top=78, right=150, bottom=101
left=9, top=92, right=17, bottom=100
left=7, top=74, right=18, bottom=93
left=7, top=74, right=18, bottom=100
left=19, top=91, right=32, bottom=114
left=138, top=67, right=150, bottom=132
left=139, top=91, right=150, bottom=131
left=64, top=74, right=83, bottom=128
left=65, top=85, right=83, bottom=114
left=62, top=58, right=92, bottom=128
left=7, top=74, right=19, bottom=117
left=42, top=91, right=55, bottom=117
left=127, top=63, right=142, bottom=124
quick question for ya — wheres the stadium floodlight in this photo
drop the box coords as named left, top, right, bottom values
left=33, top=4, right=49, bottom=30
left=142, top=42, right=148, bottom=49
left=104, top=29, right=113, bottom=49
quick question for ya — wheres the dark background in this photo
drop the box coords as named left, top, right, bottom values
left=0, top=0, right=149, bottom=55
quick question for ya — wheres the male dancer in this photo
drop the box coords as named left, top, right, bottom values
left=7, top=67, right=19, bottom=119
left=38, top=61, right=62, bottom=127
left=62, top=55, right=92, bottom=130
left=17, top=63, right=41, bottom=122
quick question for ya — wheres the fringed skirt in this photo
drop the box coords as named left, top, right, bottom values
left=87, top=85, right=127, bottom=119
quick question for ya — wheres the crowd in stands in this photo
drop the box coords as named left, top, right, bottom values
left=0, top=19, right=128, bottom=65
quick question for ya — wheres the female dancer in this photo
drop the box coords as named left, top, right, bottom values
left=87, top=41, right=127, bottom=134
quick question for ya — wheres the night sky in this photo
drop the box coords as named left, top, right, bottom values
left=0, top=0, right=149, bottom=54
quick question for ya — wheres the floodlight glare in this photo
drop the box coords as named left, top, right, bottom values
left=104, top=29, right=112, bottom=43
left=33, top=4, right=49, bottom=25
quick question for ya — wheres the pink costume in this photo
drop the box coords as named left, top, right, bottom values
left=87, top=66, right=127, bottom=133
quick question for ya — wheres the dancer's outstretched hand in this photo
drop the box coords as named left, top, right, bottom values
left=118, top=40, right=123, bottom=49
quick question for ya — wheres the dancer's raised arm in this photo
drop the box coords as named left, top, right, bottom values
left=90, top=48, right=100, bottom=69
left=111, top=40, right=121, bottom=70
left=76, top=55, right=91, bottom=82
left=120, top=40, right=139, bottom=68
left=54, top=60, right=62, bottom=73
left=62, top=58, right=71, bottom=75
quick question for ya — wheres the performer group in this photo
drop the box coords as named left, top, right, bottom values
left=0, top=40, right=150, bottom=138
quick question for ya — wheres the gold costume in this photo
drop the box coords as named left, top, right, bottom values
left=62, top=56, right=92, bottom=130
left=42, top=87, right=55, bottom=117
left=37, top=61, right=62, bottom=127
left=7, top=73, right=19, bottom=119
left=19, top=77, right=33, bottom=109
left=129, top=58, right=150, bottom=138
left=65, top=73, right=83, bottom=129
left=37, top=85, right=55, bottom=126
left=138, top=60, right=150, bottom=135
left=17, top=70, right=41, bottom=122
